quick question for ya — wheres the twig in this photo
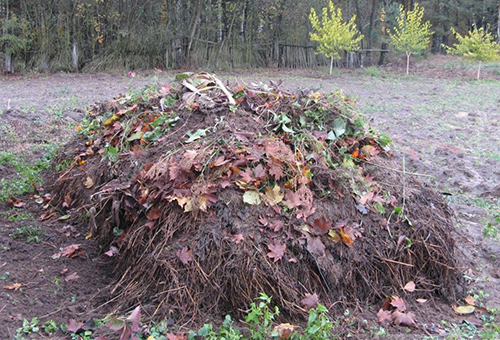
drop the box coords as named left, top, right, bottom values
left=360, top=159, right=433, bottom=177
left=379, top=257, right=414, bottom=267
left=402, top=155, right=406, bottom=215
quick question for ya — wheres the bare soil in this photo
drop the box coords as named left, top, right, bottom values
left=0, top=65, right=499, bottom=338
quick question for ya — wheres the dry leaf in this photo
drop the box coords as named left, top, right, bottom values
left=390, top=296, right=406, bottom=311
left=301, top=293, right=319, bottom=310
left=62, top=194, right=72, bottom=208
left=403, top=281, right=416, bottom=292
left=464, top=295, right=476, bottom=306
left=3, top=283, right=23, bottom=291
left=243, top=190, right=261, bottom=205
left=273, top=323, right=296, bottom=339
left=377, top=309, right=393, bottom=325
left=267, top=240, right=286, bottom=262
left=52, top=244, right=82, bottom=259
left=392, top=310, right=416, bottom=327
left=328, top=229, right=341, bottom=243
left=359, top=191, right=374, bottom=205
left=454, top=305, right=475, bottom=315
left=306, top=236, right=326, bottom=257
left=339, top=227, right=354, bottom=247
left=83, top=177, right=94, bottom=188
left=104, top=246, right=119, bottom=257
left=67, top=319, right=85, bottom=333
left=232, top=234, right=244, bottom=244
left=262, top=185, right=284, bottom=206
left=146, top=207, right=161, bottom=220
left=311, top=217, right=332, bottom=235
left=65, top=272, right=80, bottom=282
left=176, top=247, right=193, bottom=265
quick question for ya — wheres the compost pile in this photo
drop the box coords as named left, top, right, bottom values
left=50, top=73, right=461, bottom=322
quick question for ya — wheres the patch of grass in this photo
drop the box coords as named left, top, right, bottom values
left=1, top=208, right=34, bottom=221
left=363, top=66, right=385, bottom=78
left=10, top=225, right=45, bottom=243
left=484, top=217, right=500, bottom=239
left=0, top=147, right=58, bottom=201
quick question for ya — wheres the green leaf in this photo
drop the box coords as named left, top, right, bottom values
left=185, top=129, right=209, bottom=143
left=243, top=191, right=261, bottom=205
left=332, top=118, right=346, bottom=138
left=127, top=131, right=143, bottom=142
left=175, top=73, right=191, bottom=81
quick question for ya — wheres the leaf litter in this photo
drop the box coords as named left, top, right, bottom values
left=47, top=72, right=461, bottom=325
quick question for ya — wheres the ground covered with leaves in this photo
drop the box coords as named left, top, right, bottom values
left=0, top=64, right=499, bottom=339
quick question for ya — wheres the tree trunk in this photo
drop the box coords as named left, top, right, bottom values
left=477, top=61, right=482, bottom=80
left=498, top=2, right=500, bottom=44
left=240, top=0, right=248, bottom=41
left=217, top=0, right=223, bottom=43
left=406, top=52, right=411, bottom=75
left=330, top=56, right=333, bottom=75
left=366, top=0, right=378, bottom=64
left=173, top=0, right=184, bottom=68
left=379, top=43, right=388, bottom=65
left=71, top=40, right=79, bottom=71
left=271, top=0, right=285, bottom=67
left=5, top=53, right=14, bottom=73
left=354, top=0, right=364, bottom=49
left=187, top=0, right=202, bottom=58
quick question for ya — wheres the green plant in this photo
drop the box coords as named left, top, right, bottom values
left=446, top=25, right=500, bottom=80
left=363, top=66, right=383, bottom=78
left=0, top=150, right=54, bottom=201
left=43, top=320, right=59, bottom=334
left=197, top=315, right=243, bottom=340
left=1, top=208, right=33, bottom=221
left=309, top=1, right=364, bottom=75
left=389, top=4, right=433, bottom=75
left=245, top=293, right=280, bottom=340
left=296, top=303, right=336, bottom=340
left=15, top=317, right=40, bottom=339
left=10, top=225, right=44, bottom=243
left=483, top=219, right=499, bottom=239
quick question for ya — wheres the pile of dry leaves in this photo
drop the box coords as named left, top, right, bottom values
left=48, top=73, right=462, bottom=324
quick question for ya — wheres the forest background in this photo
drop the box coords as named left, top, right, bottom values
left=1, top=0, right=499, bottom=72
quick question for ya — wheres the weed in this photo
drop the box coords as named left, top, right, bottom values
left=1, top=208, right=33, bottom=221
left=15, top=317, right=39, bottom=339
left=484, top=220, right=499, bottom=238
left=363, top=66, right=384, bottom=78
left=43, top=320, right=59, bottom=334
left=197, top=315, right=243, bottom=340
left=0, top=148, right=56, bottom=201
left=0, top=271, right=10, bottom=280
left=10, top=225, right=44, bottom=243
left=245, top=293, right=280, bottom=339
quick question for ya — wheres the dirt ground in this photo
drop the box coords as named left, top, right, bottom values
left=0, top=63, right=499, bottom=338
